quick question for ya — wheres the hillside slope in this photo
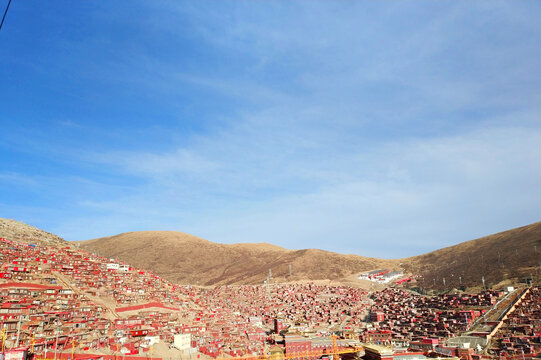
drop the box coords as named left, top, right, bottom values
left=78, top=231, right=395, bottom=285
left=78, top=222, right=541, bottom=287
left=402, top=222, right=541, bottom=289
left=0, top=218, right=66, bottom=246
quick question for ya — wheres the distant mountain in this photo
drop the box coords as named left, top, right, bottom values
left=402, top=222, right=541, bottom=290
left=0, top=218, right=66, bottom=246
left=78, top=231, right=395, bottom=286
left=77, top=222, right=540, bottom=288
left=3, top=217, right=538, bottom=288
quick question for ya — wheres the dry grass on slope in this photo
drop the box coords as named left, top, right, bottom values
left=402, top=222, right=541, bottom=290
left=79, top=232, right=394, bottom=286
left=79, top=222, right=541, bottom=288
left=0, top=218, right=66, bottom=246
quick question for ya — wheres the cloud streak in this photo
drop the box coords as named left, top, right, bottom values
left=77, top=118, right=540, bottom=257
left=0, top=0, right=539, bottom=258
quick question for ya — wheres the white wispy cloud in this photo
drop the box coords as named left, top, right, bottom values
left=56, top=1, right=541, bottom=254
left=2, top=0, right=539, bottom=258
left=74, top=114, right=540, bottom=257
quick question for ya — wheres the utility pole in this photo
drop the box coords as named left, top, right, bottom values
left=289, top=264, right=292, bottom=277
left=54, top=330, right=59, bottom=360
left=0, top=0, right=12, bottom=33
left=15, top=315, right=21, bottom=347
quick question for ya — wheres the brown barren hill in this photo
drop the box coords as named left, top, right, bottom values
left=402, top=222, right=541, bottom=290
left=0, top=218, right=66, bottom=247
left=78, top=222, right=541, bottom=288
left=3, top=217, right=539, bottom=288
left=78, top=231, right=393, bottom=286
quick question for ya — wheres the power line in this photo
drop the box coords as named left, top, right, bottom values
left=0, top=0, right=12, bottom=33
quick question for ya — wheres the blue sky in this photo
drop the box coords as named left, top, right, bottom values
left=1, top=1, right=540, bottom=258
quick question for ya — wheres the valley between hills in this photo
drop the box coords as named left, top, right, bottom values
left=0, top=218, right=540, bottom=359
left=76, top=221, right=541, bottom=289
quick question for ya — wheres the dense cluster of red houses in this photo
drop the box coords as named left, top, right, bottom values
left=173, top=283, right=371, bottom=357
left=195, top=284, right=370, bottom=332
left=361, top=288, right=495, bottom=345
left=0, top=238, right=370, bottom=359
left=489, top=286, right=541, bottom=358
left=0, top=238, right=190, bottom=356
left=0, top=236, right=539, bottom=360
left=359, top=287, right=541, bottom=360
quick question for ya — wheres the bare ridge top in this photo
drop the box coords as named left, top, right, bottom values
left=85, top=230, right=212, bottom=245
left=0, top=218, right=66, bottom=246
left=3, top=218, right=540, bottom=288
left=77, top=222, right=541, bottom=287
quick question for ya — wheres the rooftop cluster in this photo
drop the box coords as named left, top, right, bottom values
left=0, top=237, right=538, bottom=360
